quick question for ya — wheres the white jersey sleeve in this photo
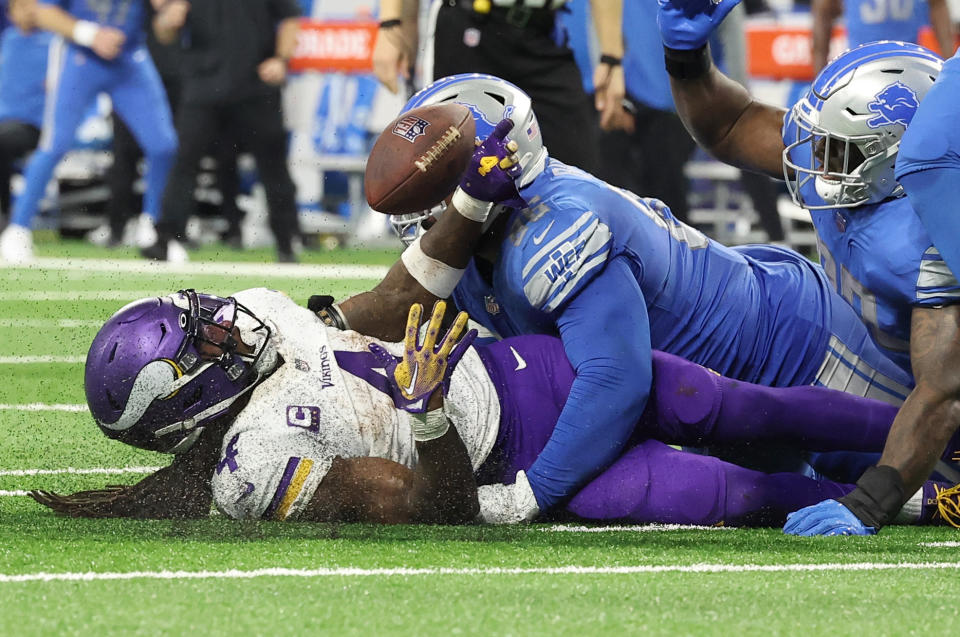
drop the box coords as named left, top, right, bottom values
left=211, top=421, right=330, bottom=521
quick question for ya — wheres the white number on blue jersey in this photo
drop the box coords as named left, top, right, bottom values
left=859, top=0, right=915, bottom=24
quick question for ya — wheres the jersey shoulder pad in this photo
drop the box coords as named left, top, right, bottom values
left=211, top=425, right=332, bottom=521
left=507, top=207, right=613, bottom=313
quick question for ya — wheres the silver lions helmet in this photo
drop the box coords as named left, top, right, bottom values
left=389, top=73, right=548, bottom=245
left=783, top=41, right=942, bottom=209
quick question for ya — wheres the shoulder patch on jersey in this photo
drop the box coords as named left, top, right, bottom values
left=519, top=210, right=612, bottom=312
left=917, top=246, right=960, bottom=302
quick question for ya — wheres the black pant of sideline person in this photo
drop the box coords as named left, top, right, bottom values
left=152, top=93, right=299, bottom=261
left=429, top=1, right=601, bottom=175
left=0, top=119, right=40, bottom=219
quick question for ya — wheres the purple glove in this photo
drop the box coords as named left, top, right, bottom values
left=368, top=301, right=478, bottom=413
left=657, top=0, right=742, bottom=50
left=458, top=118, right=524, bottom=207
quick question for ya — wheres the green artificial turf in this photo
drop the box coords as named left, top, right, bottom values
left=1, top=241, right=959, bottom=636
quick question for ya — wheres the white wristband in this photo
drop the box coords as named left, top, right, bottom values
left=72, top=20, right=99, bottom=47
left=409, top=408, right=450, bottom=442
left=400, top=235, right=465, bottom=299
left=451, top=186, right=493, bottom=223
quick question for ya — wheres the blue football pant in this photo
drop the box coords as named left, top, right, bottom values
left=11, top=41, right=176, bottom=229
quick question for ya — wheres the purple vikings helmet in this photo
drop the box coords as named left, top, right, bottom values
left=783, top=41, right=942, bottom=209
left=85, top=290, right=273, bottom=454
left=389, top=73, right=548, bottom=246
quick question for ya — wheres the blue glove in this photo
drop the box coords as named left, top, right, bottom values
left=783, top=499, right=878, bottom=536
left=458, top=118, right=524, bottom=206
left=657, top=0, right=742, bottom=50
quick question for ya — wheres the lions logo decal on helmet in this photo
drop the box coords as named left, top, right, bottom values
left=866, top=82, right=921, bottom=129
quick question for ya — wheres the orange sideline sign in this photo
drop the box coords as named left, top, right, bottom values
left=289, top=19, right=377, bottom=73
left=746, top=24, right=955, bottom=81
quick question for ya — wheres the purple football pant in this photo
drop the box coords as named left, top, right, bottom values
left=475, top=335, right=898, bottom=526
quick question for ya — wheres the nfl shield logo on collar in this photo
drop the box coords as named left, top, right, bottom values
left=485, top=295, right=500, bottom=315
left=392, top=116, right=430, bottom=143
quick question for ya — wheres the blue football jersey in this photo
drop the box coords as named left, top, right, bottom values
left=844, top=0, right=929, bottom=48
left=896, top=49, right=960, bottom=278
left=453, top=159, right=837, bottom=389
left=40, top=0, right=148, bottom=51
left=0, top=27, right=51, bottom=127
left=808, top=196, right=960, bottom=374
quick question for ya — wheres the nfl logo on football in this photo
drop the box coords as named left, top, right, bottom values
left=392, top=115, right=430, bottom=143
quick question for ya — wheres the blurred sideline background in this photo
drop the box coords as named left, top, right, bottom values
left=5, top=0, right=960, bottom=256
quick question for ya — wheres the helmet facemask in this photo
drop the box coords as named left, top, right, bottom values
left=784, top=96, right=899, bottom=209
left=781, top=41, right=943, bottom=211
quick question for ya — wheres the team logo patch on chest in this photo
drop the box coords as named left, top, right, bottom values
left=866, top=82, right=920, bottom=129
left=392, top=116, right=430, bottom=143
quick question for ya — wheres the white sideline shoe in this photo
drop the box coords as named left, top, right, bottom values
left=166, top=240, right=189, bottom=264
left=135, top=213, right=158, bottom=249
left=0, top=224, right=34, bottom=264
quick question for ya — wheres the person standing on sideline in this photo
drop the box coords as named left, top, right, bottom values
left=371, top=0, right=626, bottom=175
left=0, top=0, right=177, bottom=264
left=142, top=0, right=301, bottom=263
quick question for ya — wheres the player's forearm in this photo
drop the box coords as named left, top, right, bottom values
left=590, top=0, right=624, bottom=59
left=527, top=259, right=651, bottom=509
left=275, top=17, right=300, bottom=61
left=339, top=209, right=483, bottom=339
left=379, top=0, right=404, bottom=20
left=34, top=4, right=82, bottom=40
left=810, top=0, right=840, bottom=74
left=877, top=385, right=960, bottom=494
left=669, top=54, right=787, bottom=178
left=928, top=0, right=956, bottom=58
left=412, top=424, right=479, bottom=524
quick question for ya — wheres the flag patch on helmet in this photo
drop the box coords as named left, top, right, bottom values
left=866, top=82, right=920, bottom=129
left=392, top=115, right=430, bottom=143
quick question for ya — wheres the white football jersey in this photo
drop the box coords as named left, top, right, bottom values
left=211, top=289, right=500, bottom=521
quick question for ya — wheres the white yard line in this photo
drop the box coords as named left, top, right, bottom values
left=0, top=290, right=176, bottom=301
left=2, top=562, right=960, bottom=584
left=0, top=319, right=102, bottom=328
left=919, top=542, right=960, bottom=548
left=543, top=524, right=734, bottom=533
left=0, top=355, right=85, bottom=364
left=0, top=490, right=28, bottom=496
left=0, top=257, right=389, bottom=280
left=0, top=403, right=86, bottom=412
left=0, top=466, right=159, bottom=477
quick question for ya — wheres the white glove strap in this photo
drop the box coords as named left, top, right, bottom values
left=400, top=235, right=465, bottom=299
left=409, top=408, right=450, bottom=442
left=451, top=186, right=493, bottom=223
left=72, top=20, right=99, bottom=47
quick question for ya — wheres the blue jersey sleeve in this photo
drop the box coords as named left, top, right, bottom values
left=513, top=209, right=614, bottom=314
left=897, top=51, right=960, bottom=283
left=525, top=256, right=652, bottom=510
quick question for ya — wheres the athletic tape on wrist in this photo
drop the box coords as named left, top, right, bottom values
left=400, top=236, right=465, bottom=299
left=451, top=186, right=493, bottom=223
left=72, top=20, right=99, bottom=47
left=838, top=464, right=905, bottom=529
left=663, top=44, right=712, bottom=81
left=410, top=408, right=450, bottom=442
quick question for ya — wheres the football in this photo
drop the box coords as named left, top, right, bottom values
left=364, top=103, right=476, bottom=214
